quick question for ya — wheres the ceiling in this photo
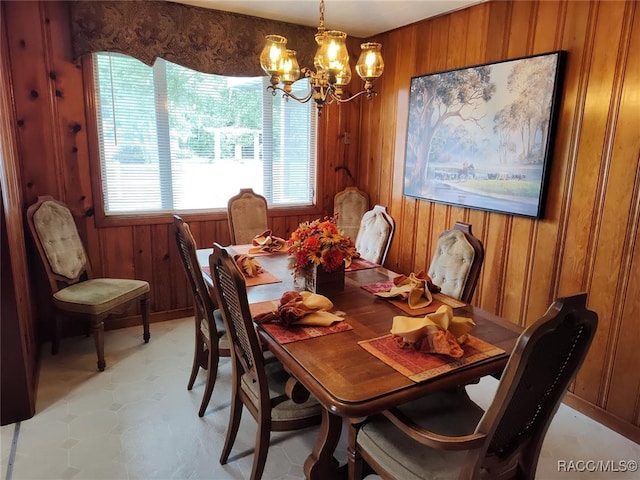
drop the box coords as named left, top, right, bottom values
left=174, top=0, right=484, bottom=38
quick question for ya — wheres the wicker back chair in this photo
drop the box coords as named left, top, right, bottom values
left=173, top=215, right=230, bottom=417
left=208, top=243, right=321, bottom=480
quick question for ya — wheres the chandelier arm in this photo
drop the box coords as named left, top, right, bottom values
left=330, top=88, right=378, bottom=103
left=267, top=85, right=315, bottom=103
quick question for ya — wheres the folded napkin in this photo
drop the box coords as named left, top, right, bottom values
left=234, top=254, right=263, bottom=277
left=390, top=305, right=475, bottom=358
left=249, top=229, right=287, bottom=254
left=374, top=271, right=441, bottom=309
left=254, top=291, right=343, bottom=327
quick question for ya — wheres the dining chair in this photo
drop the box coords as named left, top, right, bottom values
left=227, top=188, right=269, bottom=245
left=349, top=293, right=598, bottom=480
left=173, top=215, right=230, bottom=417
left=355, top=205, right=395, bottom=265
left=428, top=222, right=484, bottom=303
left=208, top=243, right=322, bottom=480
left=334, top=186, right=369, bottom=241
left=26, top=196, right=150, bottom=371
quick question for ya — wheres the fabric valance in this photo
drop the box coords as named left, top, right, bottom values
left=70, top=0, right=318, bottom=77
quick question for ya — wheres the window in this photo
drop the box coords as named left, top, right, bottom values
left=92, top=53, right=317, bottom=215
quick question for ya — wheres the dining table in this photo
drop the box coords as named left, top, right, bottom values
left=197, top=245, right=522, bottom=480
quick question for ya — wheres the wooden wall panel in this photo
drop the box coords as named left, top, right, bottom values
left=357, top=0, right=640, bottom=440
left=4, top=0, right=357, bottom=331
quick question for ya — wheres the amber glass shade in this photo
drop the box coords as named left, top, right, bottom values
left=260, top=35, right=287, bottom=76
left=279, top=50, right=301, bottom=84
left=335, top=63, right=352, bottom=87
left=356, top=42, right=384, bottom=82
left=316, top=30, right=349, bottom=78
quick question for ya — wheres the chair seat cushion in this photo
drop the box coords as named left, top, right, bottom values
left=241, top=361, right=321, bottom=422
left=201, top=309, right=228, bottom=349
left=53, top=278, right=149, bottom=315
left=358, top=391, right=484, bottom=480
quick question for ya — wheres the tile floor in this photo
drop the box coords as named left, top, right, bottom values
left=1, top=317, right=638, bottom=480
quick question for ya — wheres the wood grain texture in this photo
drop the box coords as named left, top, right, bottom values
left=355, top=0, right=640, bottom=440
left=4, top=0, right=639, bottom=441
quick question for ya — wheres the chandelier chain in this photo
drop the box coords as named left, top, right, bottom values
left=319, top=0, right=325, bottom=30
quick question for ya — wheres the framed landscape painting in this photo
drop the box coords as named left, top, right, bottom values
left=402, top=51, right=565, bottom=218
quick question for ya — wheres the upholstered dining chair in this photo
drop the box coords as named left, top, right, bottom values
left=26, top=196, right=150, bottom=371
left=428, top=222, right=484, bottom=304
left=173, top=216, right=230, bottom=417
left=355, top=205, right=395, bottom=265
left=208, top=243, right=322, bottom=480
left=349, top=293, right=598, bottom=480
left=227, top=188, right=269, bottom=245
left=334, top=186, right=369, bottom=241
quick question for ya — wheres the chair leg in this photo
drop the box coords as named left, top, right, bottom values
left=250, top=420, right=271, bottom=480
left=92, top=320, right=106, bottom=371
left=140, top=295, right=150, bottom=343
left=348, top=420, right=366, bottom=480
left=220, top=389, right=243, bottom=464
left=188, top=329, right=202, bottom=391
left=198, top=343, right=218, bottom=417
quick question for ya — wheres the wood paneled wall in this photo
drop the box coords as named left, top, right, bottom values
left=3, top=1, right=360, bottom=325
left=3, top=0, right=638, bottom=441
left=359, top=0, right=640, bottom=440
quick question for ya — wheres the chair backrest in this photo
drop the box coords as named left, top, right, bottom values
left=227, top=188, right=269, bottom=244
left=427, top=222, right=484, bottom=303
left=26, top=196, right=91, bottom=293
left=173, top=215, right=218, bottom=324
left=208, top=243, right=269, bottom=395
left=334, top=187, right=369, bottom=241
left=462, top=293, right=598, bottom=479
left=355, top=205, right=395, bottom=265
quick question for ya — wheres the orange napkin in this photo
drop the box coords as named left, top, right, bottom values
left=390, top=305, right=475, bottom=358
left=254, top=291, right=344, bottom=327
left=249, top=229, right=287, bottom=254
left=234, top=254, right=263, bottom=277
left=374, top=272, right=440, bottom=309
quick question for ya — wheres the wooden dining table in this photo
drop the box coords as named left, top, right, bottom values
left=197, top=246, right=522, bottom=480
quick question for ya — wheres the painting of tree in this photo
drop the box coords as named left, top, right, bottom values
left=403, top=51, right=564, bottom=218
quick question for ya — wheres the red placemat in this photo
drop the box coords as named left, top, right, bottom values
left=261, top=321, right=353, bottom=344
left=361, top=280, right=396, bottom=294
left=359, top=334, right=505, bottom=382
left=361, top=281, right=466, bottom=315
left=201, top=266, right=281, bottom=287
left=251, top=300, right=353, bottom=344
left=346, top=257, right=380, bottom=272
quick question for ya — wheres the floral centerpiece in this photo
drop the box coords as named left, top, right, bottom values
left=287, top=216, right=357, bottom=283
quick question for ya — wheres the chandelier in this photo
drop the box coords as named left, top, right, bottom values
left=259, top=0, right=384, bottom=115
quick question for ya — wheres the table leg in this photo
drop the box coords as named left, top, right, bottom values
left=303, top=408, right=342, bottom=480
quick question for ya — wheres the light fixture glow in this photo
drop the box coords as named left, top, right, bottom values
left=260, top=0, right=384, bottom=115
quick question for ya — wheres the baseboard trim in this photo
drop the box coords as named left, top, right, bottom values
left=104, top=308, right=193, bottom=331
left=563, top=391, right=640, bottom=444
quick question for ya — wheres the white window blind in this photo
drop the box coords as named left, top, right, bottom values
left=93, top=53, right=317, bottom=214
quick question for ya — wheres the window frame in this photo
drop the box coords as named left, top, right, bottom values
left=83, top=55, right=327, bottom=228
